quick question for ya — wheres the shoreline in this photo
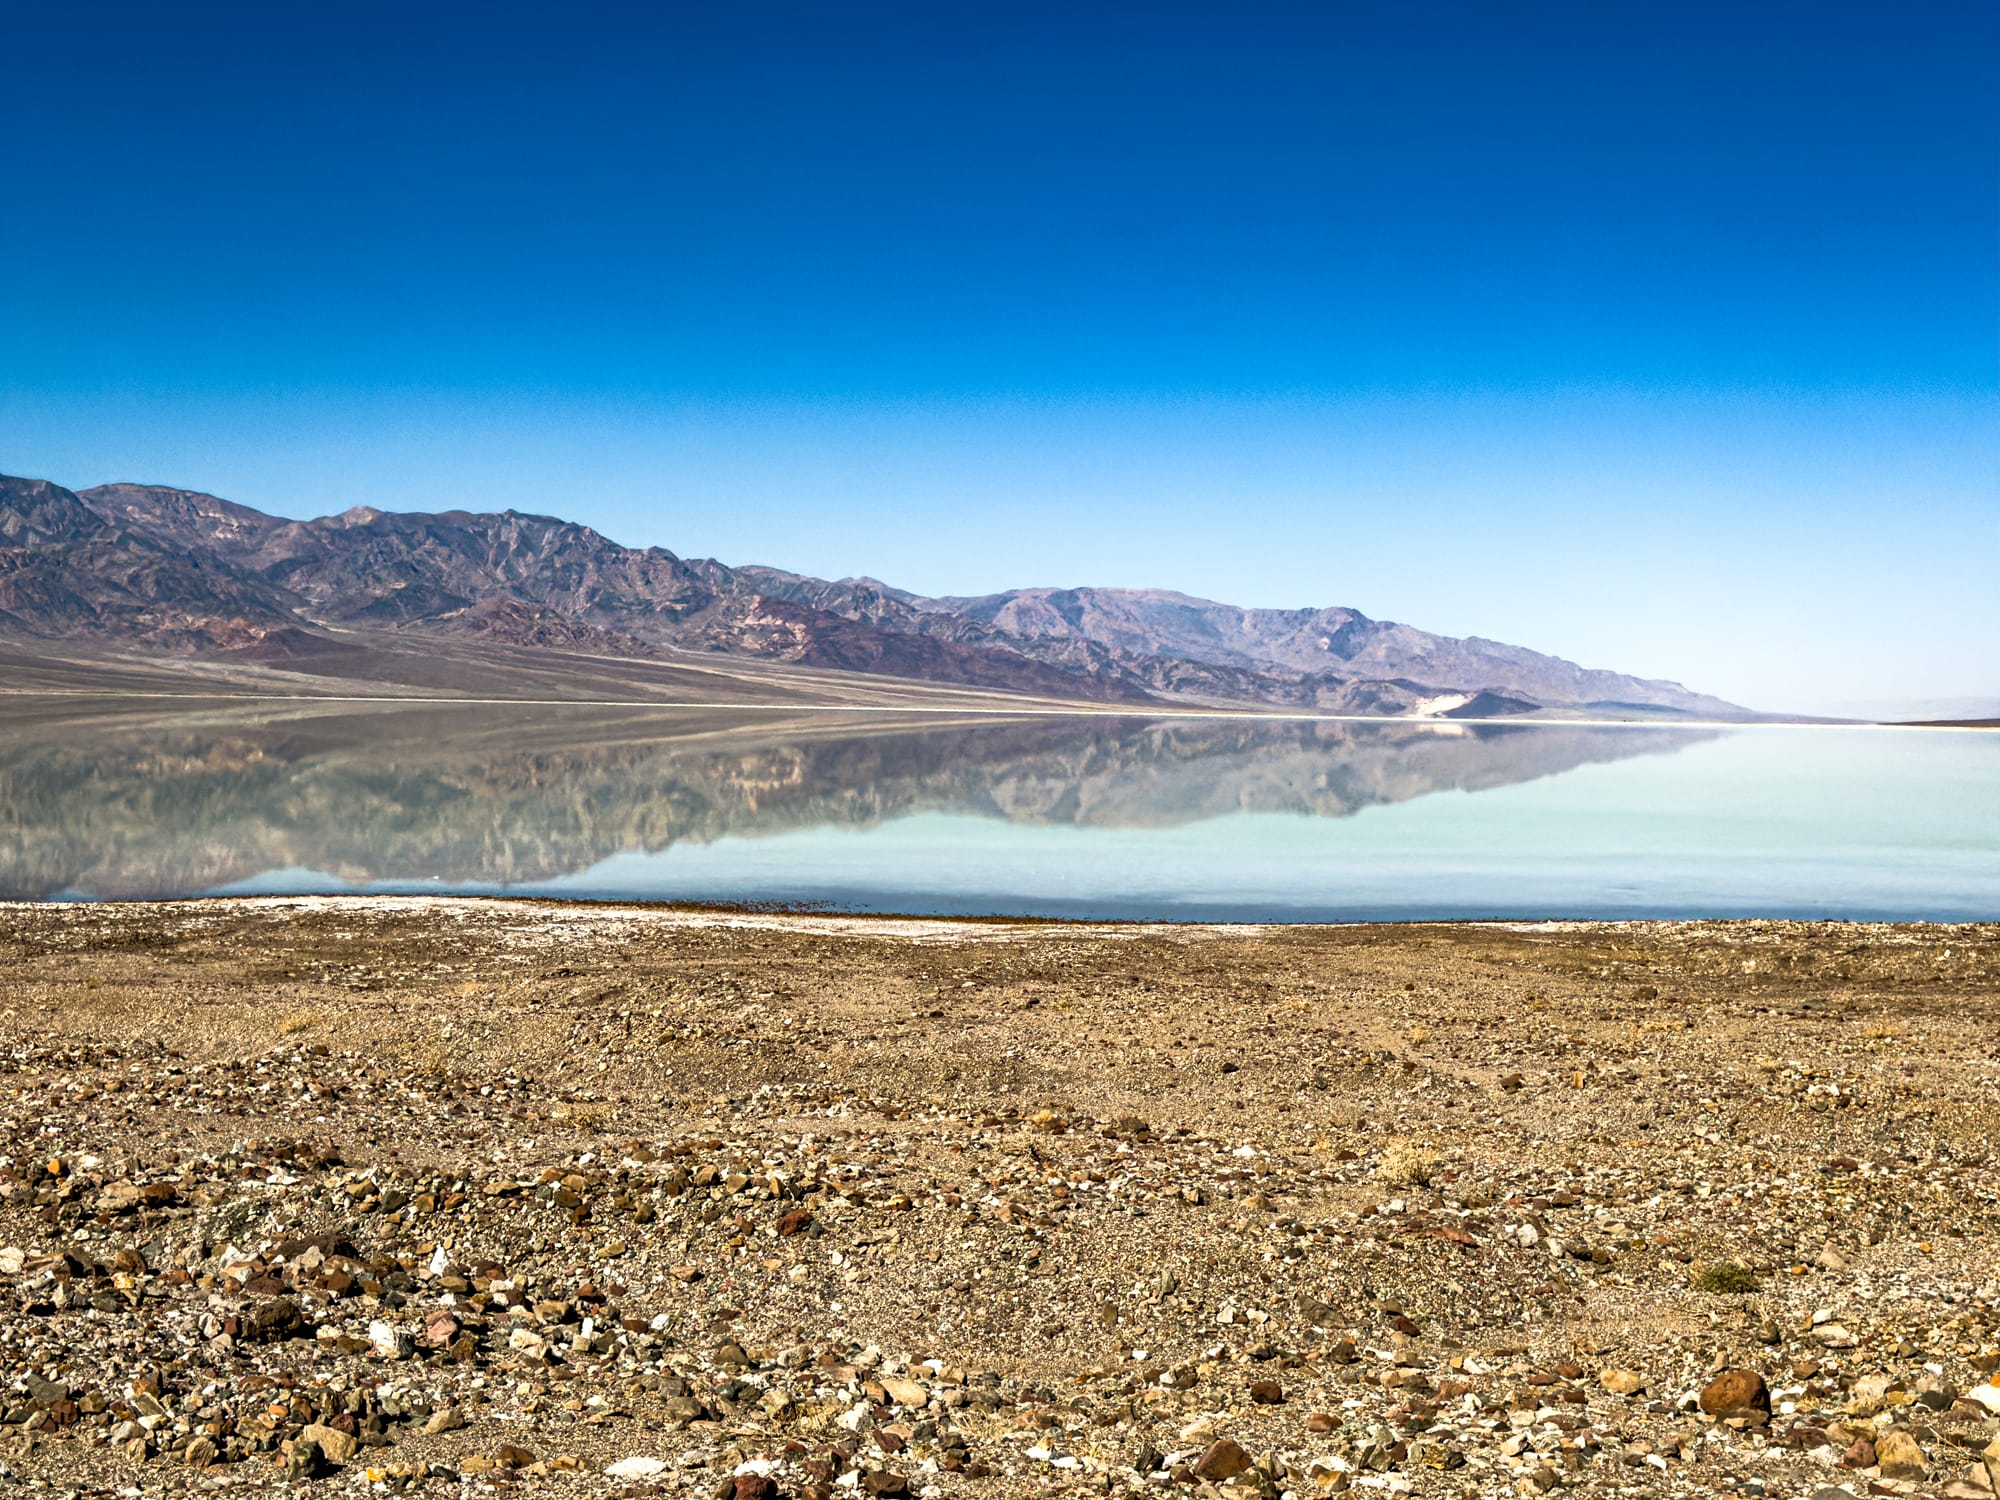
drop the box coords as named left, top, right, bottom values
left=10, top=893, right=1998, bottom=928
left=6, top=684, right=1998, bottom=730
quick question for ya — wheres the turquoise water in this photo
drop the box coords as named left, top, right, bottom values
left=508, top=727, right=2000, bottom=920
left=2, top=705, right=1992, bottom=920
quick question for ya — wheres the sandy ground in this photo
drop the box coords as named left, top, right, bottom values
left=0, top=899, right=1995, bottom=1499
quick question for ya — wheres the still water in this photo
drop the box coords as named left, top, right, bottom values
left=1, top=701, right=1993, bottom=921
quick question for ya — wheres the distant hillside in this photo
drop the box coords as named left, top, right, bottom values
left=0, top=471, right=1747, bottom=717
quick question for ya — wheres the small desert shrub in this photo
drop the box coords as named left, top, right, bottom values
left=1692, top=1260, right=1760, bottom=1295
left=279, top=1009, right=323, bottom=1037
left=1377, top=1141, right=1439, bottom=1187
left=1407, top=1023, right=1431, bottom=1045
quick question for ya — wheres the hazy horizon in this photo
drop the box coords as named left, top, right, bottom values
left=4, top=1, right=1994, bottom=717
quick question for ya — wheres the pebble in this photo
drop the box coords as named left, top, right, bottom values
left=605, top=1455, right=668, bottom=1478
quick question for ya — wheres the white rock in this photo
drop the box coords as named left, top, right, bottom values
left=0, top=1247, right=22, bottom=1275
left=1964, top=1383, right=2000, bottom=1415
left=604, top=1457, right=667, bottom=1479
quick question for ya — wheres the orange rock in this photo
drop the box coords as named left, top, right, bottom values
left=1698, top=1369, right=1768, bottom=1415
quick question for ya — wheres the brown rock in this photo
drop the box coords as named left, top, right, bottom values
left=299, top=1423, right=358, bottom=1463
left=1305, top=1412, right=1336, bottom=1433
left=1875, top=1428, right=1926, bottom=1480
left=1841, top=1438, right=1876, bottom=1469
left=775, top=1207, right=814, bottom=1238
left=734, top=1477, right=783, bottom=1500
left=284, top=1440, right=323, bottom=1480
left=1192, top=1438, right=1253, bottom=1481
left=494, top=1445, right=538, bottom=1469
left=246, top=1297, right=309, bottom=1342
left=420, top=1311, right=461, bottom=1348
left=860, top=1472, right=908, bottom=1497
left=1698, top=1369, right=1769, bottom=1416
left=1248, top=1379, right=1283, bottom=1404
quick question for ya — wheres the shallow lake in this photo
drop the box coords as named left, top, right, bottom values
left=1, top=701, right=1993, bottom=920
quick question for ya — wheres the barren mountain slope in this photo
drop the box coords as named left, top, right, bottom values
left=923, top=586, right=1740, bottom=716
left=0, top=472, right=1747, bottom=715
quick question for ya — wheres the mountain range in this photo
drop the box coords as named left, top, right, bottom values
left=0, top=471, right=1744, bottom=717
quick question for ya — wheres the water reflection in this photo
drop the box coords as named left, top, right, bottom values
left=0, top=702, right=1706, bottom=900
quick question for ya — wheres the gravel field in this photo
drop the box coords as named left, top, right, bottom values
left=0, top=899, right=1994, bottom=1500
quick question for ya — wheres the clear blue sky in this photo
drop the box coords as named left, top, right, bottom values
left=3, top=0, right=1994, bottom=714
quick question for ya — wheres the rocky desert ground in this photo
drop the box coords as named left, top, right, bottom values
left=0, top=900, right=1994, bottom=1500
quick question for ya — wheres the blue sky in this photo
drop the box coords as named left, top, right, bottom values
left=3, top=1, right=1994, bottom=714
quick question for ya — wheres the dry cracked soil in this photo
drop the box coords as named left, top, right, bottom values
left=0, top=899, right=1994, bottom=1500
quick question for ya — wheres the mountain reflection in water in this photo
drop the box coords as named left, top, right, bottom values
left=0, top=703, right=1706, bottom=900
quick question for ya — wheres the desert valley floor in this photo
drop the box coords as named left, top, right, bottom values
left=0, top=901, right=1994, bottom=1499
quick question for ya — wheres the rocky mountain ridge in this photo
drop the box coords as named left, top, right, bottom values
left=0, top=472, right=1744, bottom=716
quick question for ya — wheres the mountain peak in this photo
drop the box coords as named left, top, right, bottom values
left=0, top=471, right=1747, bottom=718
